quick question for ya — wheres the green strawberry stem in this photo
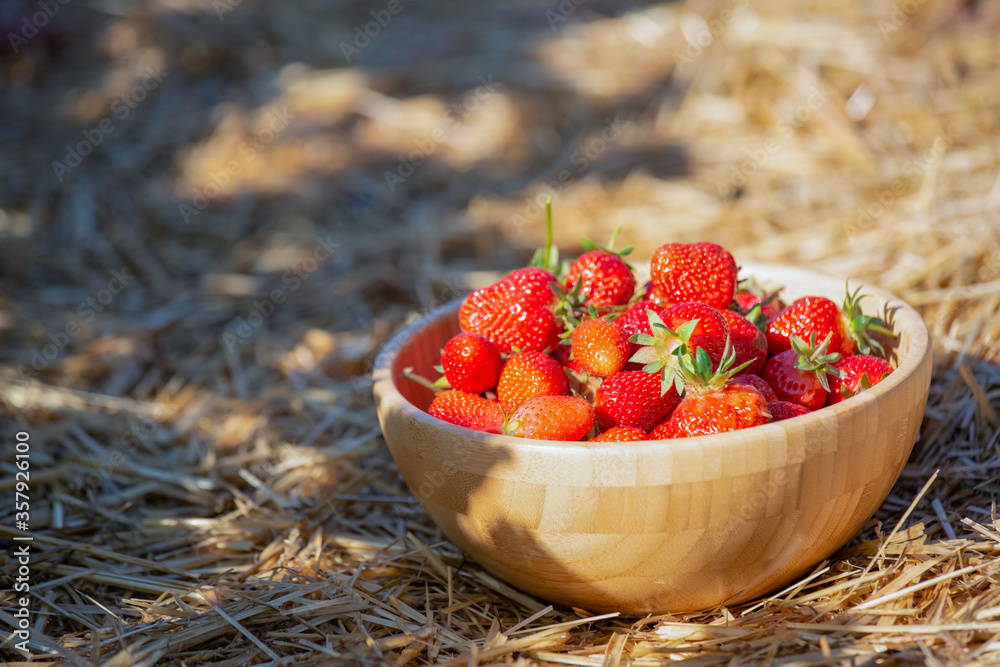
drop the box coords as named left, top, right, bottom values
left=608, top=226, right=621, bottom=252
left=401, top=367, right=447, bottom=392
left=529, top=198, right=561, bottom=275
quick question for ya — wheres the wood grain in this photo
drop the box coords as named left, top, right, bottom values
left=373, top=264, right=933, bottom=613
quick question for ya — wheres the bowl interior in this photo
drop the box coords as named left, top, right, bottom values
left=393, top=310, right=462, bottom=412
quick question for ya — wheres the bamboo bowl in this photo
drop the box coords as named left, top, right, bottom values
left=373, top=263, right=932, bottom=613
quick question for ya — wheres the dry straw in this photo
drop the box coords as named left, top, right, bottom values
left=1, top=0, right=1000, bottom=664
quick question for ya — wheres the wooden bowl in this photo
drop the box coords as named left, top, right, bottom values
left=372, top=263, right=932, bottom=613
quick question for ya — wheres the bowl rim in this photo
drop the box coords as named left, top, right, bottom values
left=373, top=262, right=932, bottom=455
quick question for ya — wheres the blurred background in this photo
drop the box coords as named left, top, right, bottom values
left=2, top=0, right=999, bottom=366
left=1, top=0, right=1000, bottom=663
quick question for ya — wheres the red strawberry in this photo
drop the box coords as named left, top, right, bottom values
left=441, top=333, right=502, bottom=394
left=428, top=391, right=504, bottom=433
left=731, top=373, right=776, bottom=404
left=497, top=351, right=570, bottom=412
left=650, top=384, right=769, bottom=438
left=503, top=395, right=594, bottom=441
left=591, top=426, right=649, bottom=442
left=570, top=318, right=631, bottom=377
left=564, top=250, right=635, bottom=307
left=720, top=310, right=767, bottom=376
left=628, top=302, right=730, bottom=395
left=767, top=400, right=810, bottom=421
left=459, top=267, right=560, bottom=353
left=826, top=354, right=893, bottom=405
left=650, top=242, right=738, bottom=310
left=763, top=334, right=842, bottom=411
left=766, top=285, right=895, bottom=358
left=594, top=370, right=680, bottom=432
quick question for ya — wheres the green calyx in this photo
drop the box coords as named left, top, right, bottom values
left=628, top=309, right=693, bottom=396
left=789, top=332, right=843, bottom=392
left=675, top=339, right=754, bottom=397
left=580, top=224, right=634, bottom=261
left=842, top=282, right=897, bottom=357
left=628, top=310, right=751, bottom=397
left=745, top=291, right=781, bottom=331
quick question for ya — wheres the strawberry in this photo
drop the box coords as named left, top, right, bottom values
left=459, top=267, right=560, bottom=353
left=731, top=373, right=776, bottom=404
left=497, top=350, right=570, bottom=412
left=648, top=342, right=769, bottom=438
left=427, top=391, right=504, bottom=433
left=503, top=395, right=595, bottom=441
left=628, top=303, right=729, bottom=395
left=650, top=242, right=738, bottom=310
left=767, top=400, right=810, bottom=421
left=591, top=426, right=649, bottom=442
left=763, top=333, right=842, bottom=411
left=662, top=303, right=730, bottom=367
left=720, top=309, right=767, bottom=376
left=594, top=370, right=680, bottom=432
left=651, top=384, right=769, bottom=438
left=563, top=226, right=636, bottom=307
left=826, top=354, right=893, bottom=405
left=765, top=284, right=895, bottom=358
left=564, top=251, right=635, bottom=307
left=570, top=318, right=631, bottom=377
left=441, top=333, right=502, bottom=394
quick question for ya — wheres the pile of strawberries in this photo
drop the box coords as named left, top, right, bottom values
left=406, top=212, right=896, bottom=442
